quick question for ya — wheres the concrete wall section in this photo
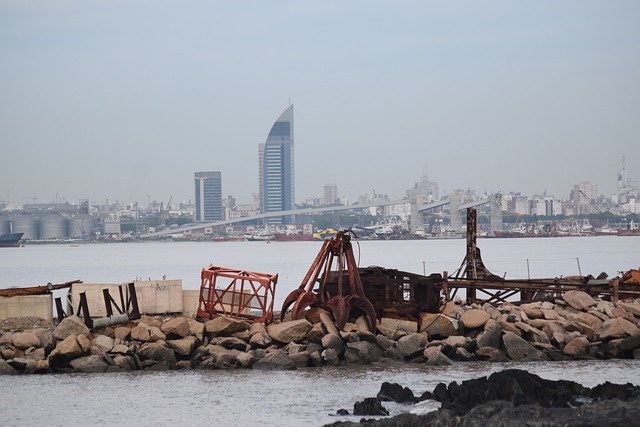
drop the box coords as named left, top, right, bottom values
left=70, top=280, right=183, bottom=317
left=0, top=295, right=53, bottom=321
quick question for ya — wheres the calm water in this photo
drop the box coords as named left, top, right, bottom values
left=1, top=237, right=639, bottom=426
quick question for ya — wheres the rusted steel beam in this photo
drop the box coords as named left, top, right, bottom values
left=0, top=280, right=82, bottom=297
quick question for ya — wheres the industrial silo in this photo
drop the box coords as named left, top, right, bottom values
left=39, top=213, right=68, bottom=240
left=12, top=214, right=39, bottom=240
left=68, top=213, right=95, bottom=239
left=0, top=216, right=10, bottom=235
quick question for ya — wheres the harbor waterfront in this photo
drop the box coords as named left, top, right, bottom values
left=1, top=237, right=639, bottom=426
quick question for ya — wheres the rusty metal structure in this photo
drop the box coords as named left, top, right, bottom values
left=445, top=208, right=640, bottom=304
left=197, top=266, right=278, bottom=324
left=0, top=279, right=81, bottom=297
left=280, top=231, right=378, bottom=331
left=320, top=267, right=443, bottom=321
left=55, top=282, right=141, bottom=329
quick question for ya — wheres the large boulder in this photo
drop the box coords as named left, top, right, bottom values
left=562, top=336, right=591, bottom=357
left=502, top=331, right=545, bottom=361
left=396, top=333, right=427, bottom=358
left=92, top=335, right=114, bottom=354
left=252, top=349, right=296, bottom=370
left=12, top=331, right=41, bottom=350
left=423, top=347, right=454, bottom=366
left=460, top=309, right=490, bottom=329
left=418, top=313, right=460, bottom=338
left=379, top=318, right=418, bottom=334
left=167, top=336, right=197, bottom=356
left=267, top=319, right=312, bottom=343
left=0, top=359, right=19, bottom=375
left=476, top=319, right=502, bottom=349
left=130, top=325, right=151, bottom=342
left=562, top=291, right=597, bottom=311
left=69, top=355, right=110, bottom=373
left=49, top=335, right=85, bottom=367
left=209, top=336, right=248, bottom=351
left=137, top=342, right=176, bottom=366
left=205, top=316, right=249, bottom=337
left=345, top=341, right=383, bottom=363
left=322, top=333, right=345, bottom=356
left=598, top=317, right=640, bottom=340
left=161, top=317, right=191, bottom=338
left=53, top=316, right=90, bottom=341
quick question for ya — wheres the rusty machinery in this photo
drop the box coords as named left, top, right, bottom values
left=197, top=266, right=278, bottom=324
left=280, top=231, right=444, bottom=330
left=446, top=208, right=640, bottom=304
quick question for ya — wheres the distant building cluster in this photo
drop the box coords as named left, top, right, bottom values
left=1, top=107, right=638, bottom=241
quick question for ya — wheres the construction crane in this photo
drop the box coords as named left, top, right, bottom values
left=160, top=196, right=173, bottom=227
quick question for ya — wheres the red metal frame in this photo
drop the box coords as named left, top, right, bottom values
left=197, top=265, right=278, bottom=324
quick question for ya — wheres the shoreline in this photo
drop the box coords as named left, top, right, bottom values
left=1, top=289, right=639, bottom=376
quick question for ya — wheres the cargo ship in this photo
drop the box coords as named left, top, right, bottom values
left=0, top=232, right=24, bottom=247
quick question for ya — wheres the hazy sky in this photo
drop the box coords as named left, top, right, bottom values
left=1, top=1, right=639, bottom=207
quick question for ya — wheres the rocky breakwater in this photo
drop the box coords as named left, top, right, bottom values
left=1, top=290, right=640, bottom=375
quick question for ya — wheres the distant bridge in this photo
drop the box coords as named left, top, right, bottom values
left=141, top=198, right=439, bottom=238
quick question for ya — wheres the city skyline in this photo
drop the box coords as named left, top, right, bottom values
left=1, top=2, right=639, bottom=207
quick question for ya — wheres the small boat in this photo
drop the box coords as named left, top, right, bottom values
left=0, top=232, right=24, bottom=248
left=244, top=229, right=275, bottom=241
left=618, top=220, right=640, bottom=236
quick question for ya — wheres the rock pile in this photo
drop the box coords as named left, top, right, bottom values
left=1, top=290, right=640, bottom=374
left=328, top=369, right=640, bottom=426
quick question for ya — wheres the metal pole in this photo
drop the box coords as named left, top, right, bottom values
left=576, top=257, right=582, bottom=276
left=526, top=259, right=531, bottom=279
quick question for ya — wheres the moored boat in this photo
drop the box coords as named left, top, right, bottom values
left=0, top=232, right=24, bottom=247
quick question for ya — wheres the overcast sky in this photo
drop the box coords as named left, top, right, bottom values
left=1, top=1, right=639, bottom=207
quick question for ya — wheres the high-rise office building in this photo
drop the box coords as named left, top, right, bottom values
left=194, top=171, right=223, bottom=222
left=259, top=105, right=295, bottom=224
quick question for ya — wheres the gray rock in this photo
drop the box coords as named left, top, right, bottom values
left=476, top=319, right=501, bottom=349
left=249, top=332, right=272, bottom=348
left=346, top=341, right=383, bottom=363
left=423, top=347, right=454, bottom=365
left=322, top=348, right=340, bottom=366
left=137, top=342, right=176, bottom=366
left=321, top=333, right=345, bottom=356
left=69, top=355, right=109, bottom=373
left=502, top=331, right=545, bottom=361
left=235, top=351, right=257, bottom=368
left=206, top=344, right=240, bottom=367
left=375, top=334, right=395, bottom=351
left=306, top=322, right=326, bottom=344
left=396, top=333, right=427, bottom=358
left=475, top=346, right=509, bottom=362
left=563, top=290, right=597, bottom=311
left=209, top=336, right=248, bottom=351
left=252, top=349, right=296, bottom=370
left=266, top=319, right=312, bottom=343
left=0, top=359, right=19, bottom=375
left=289, top=351, right=311, bottom=368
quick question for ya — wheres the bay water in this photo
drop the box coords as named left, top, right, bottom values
left=1, top=236, right=639, bottom=426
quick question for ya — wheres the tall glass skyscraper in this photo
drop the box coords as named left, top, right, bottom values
left=259, top=105, right=295, bottom=224
left=194, top=171, right=223, bottom=222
